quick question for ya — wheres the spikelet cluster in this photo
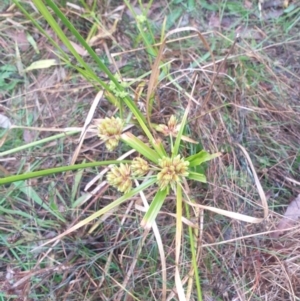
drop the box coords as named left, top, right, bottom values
left=156, top=115, right=178, bottom=136
left=157, top=155, right=189, bottom=190
left=131, top=157, right=149, bottom=177
left=97, top=117, right=124, bottom=151
left=106, top=164, right=132, bottom=193
left=106, top=157, right=151, bottom=194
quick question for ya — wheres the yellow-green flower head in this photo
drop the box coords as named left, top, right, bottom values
left=97, top=117, right=124, bottom=151
left=136, top=14, right=147, bottom=24
left=107, top=163, right=132, bottom=193
left=131, top=157, right=149, bottom=177
left=157, top=155, right=189, bottom=190
left=167, top=115, right=177, bottom=131
left=155, top=115, right=178, bottom=136
left=155, top=124, right=168, bottom=135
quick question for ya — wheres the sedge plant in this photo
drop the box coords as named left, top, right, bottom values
left=2, top=1, right=269, bottom=300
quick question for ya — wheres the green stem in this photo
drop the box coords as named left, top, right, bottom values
left=0, top=160, right=130, bottom=185
left=186, top=201, right=202, bottom=301
left=0, top=131, right=80, bottom=157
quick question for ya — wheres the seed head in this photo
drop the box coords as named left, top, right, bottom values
left=156, top=115, right=178, bottom=136
left=97, top=117, right=124, bottom=151
left=131, top=157, right=149, bottom=177
left=106, top=164, right=132, bottom=193
left=157, top=155, right=189, bottom=190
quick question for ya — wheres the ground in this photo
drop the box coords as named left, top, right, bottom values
left=0, top=0, right=300, bottom=300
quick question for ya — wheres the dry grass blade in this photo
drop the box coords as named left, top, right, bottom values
left=285, top=177, right=300, bottom=186
left=236, top=143, right=268, bottom=219
left=202, top=35, right=238, bottom=108
left=185, top=144, right=268, bottom=223
left=167, top=273, right=195, bottom=301
left=175, top=268, right=186, bottom=301
left=138, top=199, right=167, bottom=301
left=70, top=90, right=104, bottom=165
left=146, top=26, right=215, bottom=128
left=174, top=184, right=186, bottom=301
left=186, top=201, right=265, bottom=223
left=201, top=225, right=300, bottom=248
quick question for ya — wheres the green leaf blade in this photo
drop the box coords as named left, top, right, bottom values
left=172, top=107, right=190, bottom=157
left=187, top=171, right=207, bottom=183
left=186, top=150, right=221, bottom=167
left=121, top=132, right=160, bottom=163
left=141, top=188, right=168, bottom=229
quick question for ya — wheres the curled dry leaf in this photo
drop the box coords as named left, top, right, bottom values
left=0, top=114, right=11, bottom=129
left=244, top=0, right=253, bottom=9
left=12, top=30, right=30, bottom=51
left=67, top=41, right=87, bottom=56
left=271, top=194, right=300, bottom=238
left=23, top=129, right=37, bottom=143
left=262, top=0, right=287, bottom=9
left=262, top=8, right=284, bottom=19
left=25, top=59, right=59, bottom=71
left=208, top=13, right=221, bottom=29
